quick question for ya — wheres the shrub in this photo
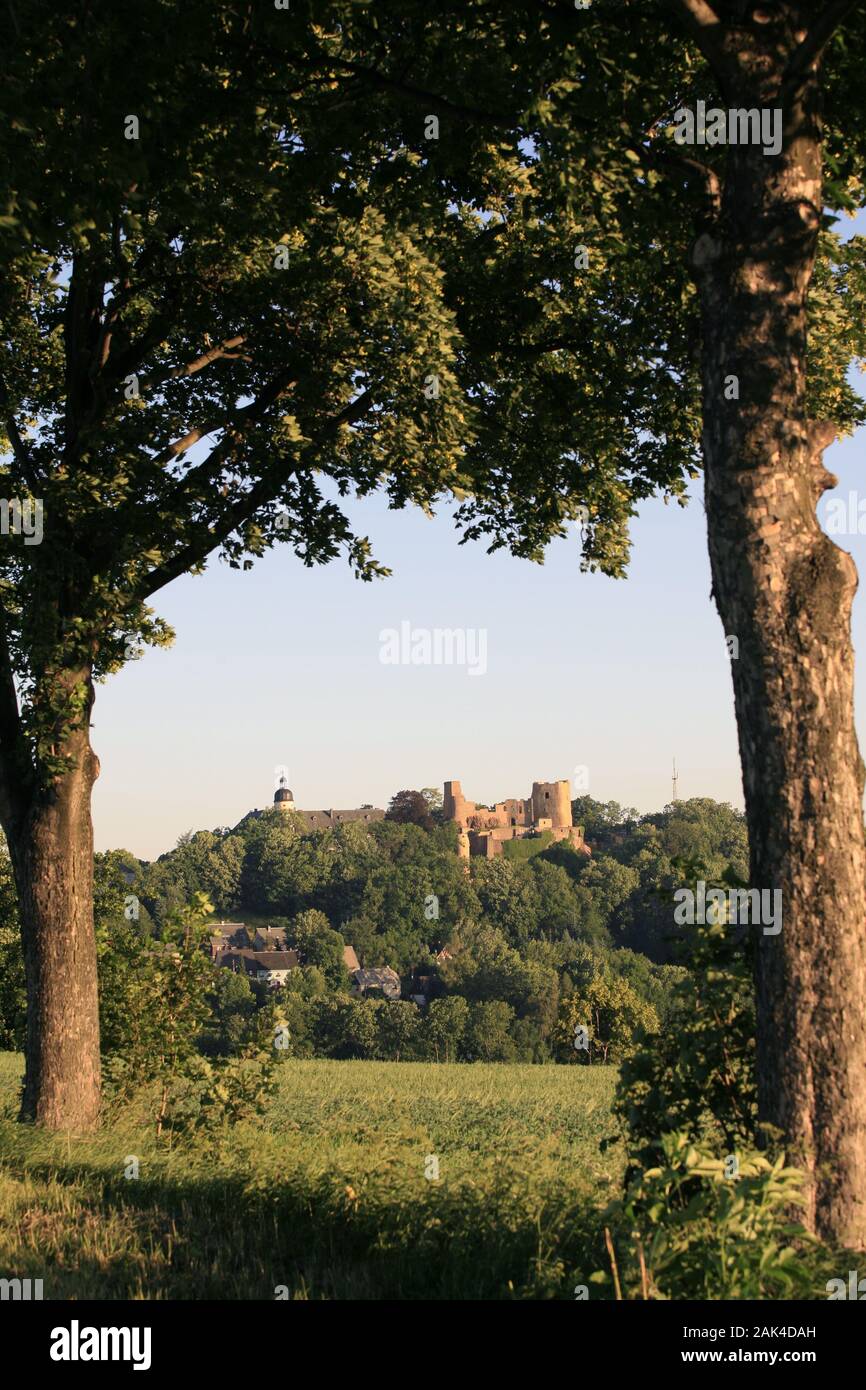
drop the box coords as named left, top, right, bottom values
left=613, top=917, right=757, bottom=1169
left=591, top=1133, right=833, bottom=1300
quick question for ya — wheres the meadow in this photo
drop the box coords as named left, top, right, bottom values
left=0, top=1054, right=621, bottom=1300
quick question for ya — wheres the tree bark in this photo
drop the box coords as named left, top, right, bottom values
left=7, top=669, right=101, bottom=1131
left=693, top=54, right=866, bottom=1244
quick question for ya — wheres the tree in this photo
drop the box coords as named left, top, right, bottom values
left=203, top=835, right=246, bottom=916
left=376, top=1000, right=422, bottom=1061
left=241, top=816, right=322, bottom=917
left=319, top=0, right=865, bottom=1240
left=200, top=968, right=257, bottom=1058
left=617, top=920, right=757, bottom=1173
left=384, top=789, right=435, bottom=831
left=556, top=972, right=659, bottom=1067
left=424, top=995, right=469, bottom=1062
left=4, top=0, right=865, bottom=1246
left=470, top=858, right=541, bottom=947
left=529, top=859, right=584, bottom=941
left=464, top=1001, right=516, bottom=1063
left=571, top=857, right=640, bottom=939
left=287, top=909, right=346, bottom=989
left=570, top=798, right=639, bottom=852
left=0, top=0, right=534, bottom=1129
left=313, top=996, right=380, bottom=1060
left=98, top=893, right=217, bottom=1134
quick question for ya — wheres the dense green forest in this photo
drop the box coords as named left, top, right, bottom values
left=0, top=794, right=748, bottom=1066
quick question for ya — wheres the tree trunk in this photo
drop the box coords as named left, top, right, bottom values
left=694, top=60, right=866, bottom=1244
left=8, top=672, right=101, bottom=1131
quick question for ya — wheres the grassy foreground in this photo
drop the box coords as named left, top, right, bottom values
left=0, top=1053, right=621, bottom=1300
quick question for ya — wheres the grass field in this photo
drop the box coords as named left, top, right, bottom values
left=0, top=1054, right=622, bottom=1300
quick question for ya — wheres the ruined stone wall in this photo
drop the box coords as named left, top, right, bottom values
left=446, top=778, right=588, bottom=857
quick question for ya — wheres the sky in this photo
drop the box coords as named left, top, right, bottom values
left=90, top=215, right=866, bottom=861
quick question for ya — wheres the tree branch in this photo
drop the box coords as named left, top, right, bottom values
left=257, top=50, right=512, bottom=128
left=783, top=0, right=859, bottom=88
left=63, top=251, right=106, bottom=460
left=134, top=388, right=375, bottom=601
left=0, top=380, right=42, bottom=494
left=1, top=416, right=39, bottom=492
left=137, top=335, right=251, bottom=396
left=150, top=362, right=298, bottom=472
left=665, top=0, right=733, bottom=83
left=641, top=141, right=722, bottom=218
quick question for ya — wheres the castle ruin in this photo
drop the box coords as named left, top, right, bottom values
left=443, top=779, right=590, bottom=859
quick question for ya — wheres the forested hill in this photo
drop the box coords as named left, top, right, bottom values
left=100, top=794, right=746, bottom=968
left=0, top=794, right=748, bottom=1064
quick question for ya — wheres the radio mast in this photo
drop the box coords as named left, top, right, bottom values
left=672, top=757, right=679, bottom=804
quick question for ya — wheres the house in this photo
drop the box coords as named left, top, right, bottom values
left=209, top=922, right=292, bottom=960
left=220, top=947, right=299, bottom=986
left=352, top=966, right=401, bottom=1000
left=211, top=912, right=393, bottom=998
left=250, top=951, right=299, bottom=986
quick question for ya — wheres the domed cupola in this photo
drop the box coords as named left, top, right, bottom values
left=274, top=776, right=295, bottom=811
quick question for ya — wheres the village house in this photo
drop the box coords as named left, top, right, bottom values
left=352, top=966, right=401, bottom=1000
left=219, top=947, right=300, bottom=986
left=211, top=926, right=396, bottom=995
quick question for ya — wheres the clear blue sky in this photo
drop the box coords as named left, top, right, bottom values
left=91, top=216, right=866, bottom=861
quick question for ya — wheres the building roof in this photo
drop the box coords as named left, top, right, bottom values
left=255, top=927, right=289, bottom=947
left=342, top=945, right=361, bottom=972
left=250, top=951, right=299, bottom=970
left=300, top=808, right=384, bottom=830
left=274, top=787, right=294, bottom=802
left=220, top=948, right=299, bottom=974
left=353, top=966, right=401, bottom=997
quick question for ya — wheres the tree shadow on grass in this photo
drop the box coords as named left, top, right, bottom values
left=0, top=1156, right=607, bottom=1300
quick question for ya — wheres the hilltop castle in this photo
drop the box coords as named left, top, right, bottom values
left=444, top=779, right=590, bottom=860
left=265, top=775, right=588, bottom=861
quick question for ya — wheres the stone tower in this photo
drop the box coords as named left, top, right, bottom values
left=443, top=780, right=467, bottom=824
left=530, top=780, right=572, bottom=829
